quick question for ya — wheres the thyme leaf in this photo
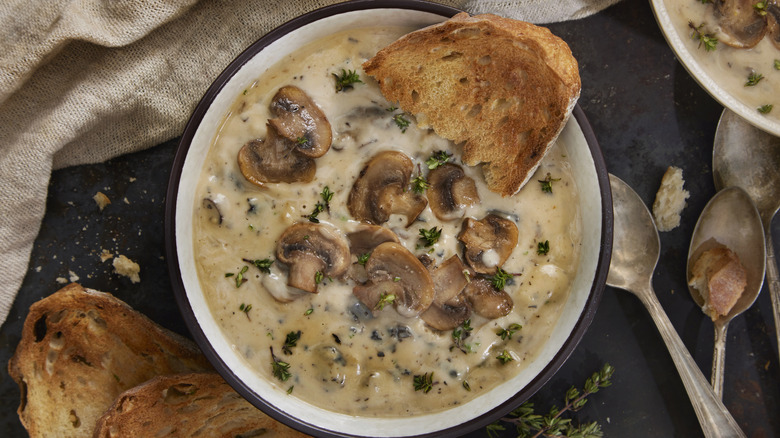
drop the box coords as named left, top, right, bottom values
left=333, top=69, right=362, bottom=92
left=413, top=372, right=434, bottom=393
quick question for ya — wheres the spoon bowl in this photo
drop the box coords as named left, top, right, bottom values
left=686, top=186, right=766, bottom=399
left=712, top=108, right=780, bottom=363
left=608, top=174, right=744, bottom=438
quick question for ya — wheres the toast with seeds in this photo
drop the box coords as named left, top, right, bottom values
left=363, top=12, right=580, bottom=196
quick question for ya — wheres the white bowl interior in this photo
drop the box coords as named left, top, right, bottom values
left=174, top=8, right=604, bottom=437
left=650, top=0, right=780, bottom=137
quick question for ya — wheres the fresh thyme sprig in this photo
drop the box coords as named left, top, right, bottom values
left=491, top=267, right=513, bottom=290
left=451, top=319, right=474, bottom=353
left=537, top=240, right=550, bottom=255
left=418, top=226, right=442, bottom=248
left=413, top=371, right=435, bottom=393
left=758, top=104, right=773, bottom=114
left=270, top=347, right=292, bottom=382
left=375, top=293, right=396, bottom=310
left=688, top=21, right=718, bottom=52
left=282, top=330, right=301, bottom=355
left=393, top=113, right=411, bottom=132
left=244, top=258, right=274, bottom=274
left=333, top=69, right=362, bottom=92
left=486, top=363, right=615, bottom=438
left=425, top=150, right=452, bottom=169
left=539, top=173, right=561, bottom=193
left=746, top=72, right=764, bottom=86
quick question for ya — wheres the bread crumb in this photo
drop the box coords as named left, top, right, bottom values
left=652, top=166, right=689, bottom=231
left=93, top=192, right=111, bottom=211
left=100, top=249, right=114, bottom=262
left=113, top=255, right=140, bottom=283
left=689, top=246, right=746, bottom=320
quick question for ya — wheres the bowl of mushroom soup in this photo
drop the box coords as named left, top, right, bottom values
left=651, top=0, right=780, bottom=136
left=164, top=1, right=612, bottom=436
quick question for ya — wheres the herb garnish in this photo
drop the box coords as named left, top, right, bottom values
left=393, top=113, right=410, bottom=132
left=333, top=69, right=362, bottom=92
left=746, top=72, right=764, bottom=86
left=689, top=21, right=718, bottom=52
left=244, top=258, right=274, bottom=274
left=296, top=136, right=308, bottom=146
left=239, top=303, right=252, bottom=320
left=304, top=308, right=314, bottom=316
left=452, top=319, right=474, bottom=353
left=463, top=380, right=471, bottom=391
left=491, top=267, right=512, bottom=290
left=375, top=293, right=396, bottom=310
left=270, top=347, right=292, bottom=382
left=754, top=0, right=768, bottom=16
left=538, top=240, right=551, bottom=255
left=233, top=266, right=249, bottom=288
left=282, top=330, right=301, bottom=355
left=758, top=104, right=773, bottom=114
left=306, top=186, right=334, bottom=223
left=411, top=174, right=430, bottom=194
left=497, top=350, right=514, bottom=364
left=314, top=271, right=324, bottom=285
left=425, top=150, right=451, bottom=169
left=774, top=59, right=780, bottom=70
left=496, top=323, right=523, bottom=340
left=413, top=372, right=434, bottom=393
left=486, top=363, right=614, bottom=438
left=418, top=226, right=442, bottom=248
left=357, top=252, right=371, bottom=265
left=539, top=173, right=561, bottom=193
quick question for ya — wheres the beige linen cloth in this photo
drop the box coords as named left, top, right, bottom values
left=0, top=0, right=620, bottom=326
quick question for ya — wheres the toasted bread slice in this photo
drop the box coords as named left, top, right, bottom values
left=8, top=283, right=212, bottom=437
left=93, top=372, right=309, bottom=437
left=363, top=13, right=580, bottom=196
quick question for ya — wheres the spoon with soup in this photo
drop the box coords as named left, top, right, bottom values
left=686, top=186, right=765, bottom=400
left=712, top=109, right=780, bottom=363
left=607, top=174, right=745, bottom=438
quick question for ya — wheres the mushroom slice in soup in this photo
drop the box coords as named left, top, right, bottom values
left=714, top=0, right=768, bottom=48
left=347, top=224, right=400, bottom=257
left=347, top=151, right=427, bottom=226
left=420, top=256, right=472, bottom=330
left=458, top=214, right=519, bottom=275
left=463, top=277, right=513, bottom=319
left=352, top=242, right=435, bottom=317
left=276, top=222, right=350, bottom=293
left=237, top=123, right=316, bottom=186
left=767, top=3, right=780, bottom=50
left=427, top=163, right=480, bottom=221
left=268, top=85, right=333, bottom=158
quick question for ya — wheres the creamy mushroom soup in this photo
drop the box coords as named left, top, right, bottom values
left=663, top=0, right=779, bottom=120
left=192, top=26, right=582, bottom=416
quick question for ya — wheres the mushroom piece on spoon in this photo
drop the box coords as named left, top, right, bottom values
left=347, top=151, right=427, bottom=226
left=713, top=0, right=768, bottom=48
left=458, top=214, right=519, bottom=274
left=427, top=163, right=479, bottom=221
left=353, top=242, right=435, bottom=317
left=268, top=85, right=333, bottom=158
left=276, top=222, right=350, bottom=293
left=238, top=123, right=316, bottom=186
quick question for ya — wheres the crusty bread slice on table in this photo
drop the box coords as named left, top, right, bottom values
left=363, top=12, right=580, bottom=196
left=8, top=283, right=213, bottom=437
left=93, top=372, right=310, bottom=438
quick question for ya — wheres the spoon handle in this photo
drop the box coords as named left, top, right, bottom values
left=711, top=323, right=728, bottom=401
left=637, top=283, right=745, bottom=438
left=766, top=236, right=780, bottom=365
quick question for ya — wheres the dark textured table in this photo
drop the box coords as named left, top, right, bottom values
left=1, top=1, right=778, bottom=436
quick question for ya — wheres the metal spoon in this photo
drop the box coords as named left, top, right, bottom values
left=686, top=186, right=765, bottom=400
left=713, top=109, right=780, bottom=363
left=607, top=174, right=745, bottom=438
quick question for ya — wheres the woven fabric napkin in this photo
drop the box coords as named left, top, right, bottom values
left=0, top=0, right=621, bottom=327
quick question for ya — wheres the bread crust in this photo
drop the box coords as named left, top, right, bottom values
left=363, top=13, right=580, bottom=196
left=93, top=372, right=309, bottom=438
left=8, top=283, right=212, bottom=437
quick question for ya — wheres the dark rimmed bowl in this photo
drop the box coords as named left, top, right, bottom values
left=165, top=1, right=612, bottom=436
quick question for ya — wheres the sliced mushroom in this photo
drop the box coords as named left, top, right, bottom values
left=268, top=85, right=333, bottom=158
left=427, top=163, right=479, bottom=221
left=237, top=123, right=316, bottom=187
left=352, top=242, right=435, bottom=317
left=347, top=224, right=400, bottom=256
left=276, top=222, right=350, bottom=293
left=767, top=3, right=780, bottom=50
left=347, top=151, right=428, bottom=227
left=201, top=198, right=223, bottom=225
left=714, top=0, right=768, bottom=48
left=458, top=214, right=519, bottom=274
left=463, top=277, right=513, bottom=319
left=420, top=256, right=472, bottom=330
